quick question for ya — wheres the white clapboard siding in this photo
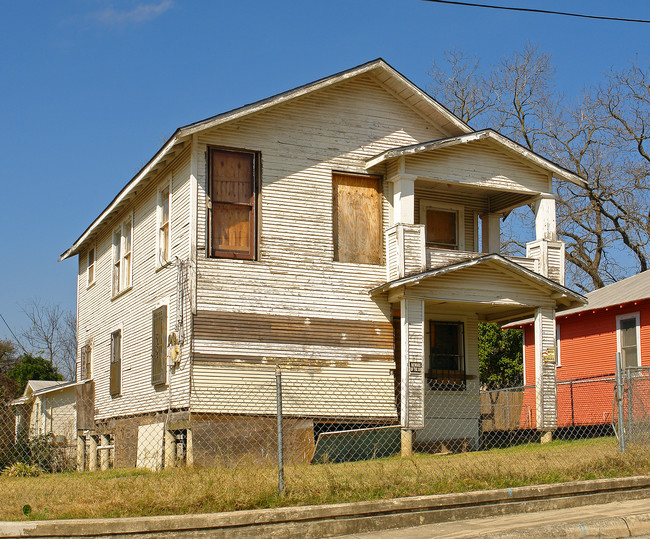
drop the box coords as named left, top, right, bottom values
left=191, top=364, right=397, bottom=419
left=410, top=265, right=556, bottom=308
left=418, top=315, right=480, bottom=443
left=191, top=75, right=447, bottom=408
left=76, top=147, right=193, bottom=421
left=405, top=139, right=550, bottom=194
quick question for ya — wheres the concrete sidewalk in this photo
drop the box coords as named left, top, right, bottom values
left=338, top=497, right=650, bottom=538
left=2, top=476, right=650, bottom=538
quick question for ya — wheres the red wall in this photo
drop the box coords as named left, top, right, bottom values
left=520, top=299, right=650, bottom=428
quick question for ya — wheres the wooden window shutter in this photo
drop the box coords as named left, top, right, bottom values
left=210, top=149, right=256, bottom=259
left=151, top=306, right=167, bottom=386
left=110, top=330, right=121, bottom=397
left=80, top=346, right=87, bottom=380
left=333, top=173, right=382, bottom=264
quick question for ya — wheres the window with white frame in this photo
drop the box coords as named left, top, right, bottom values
left=87, top=247, right=95, bottom=287
left=112, top=217, right=133, bottom=296
left=617, top=312, right=640, bottom=369
left=420, top=200, right=465, bottom=250
left=157, top=181, right=171, bottom=266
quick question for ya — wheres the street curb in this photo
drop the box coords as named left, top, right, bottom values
left=2, top=475, right=650, bottom=538
left=476, top=511, right=650, bottom=538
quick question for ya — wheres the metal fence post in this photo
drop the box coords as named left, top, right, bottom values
left=276, top=366, right=284, bottom=495
left=615, top=352, right=626, bottom=452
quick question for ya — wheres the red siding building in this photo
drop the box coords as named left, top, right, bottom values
left=509, top=270, right=650, bottom=429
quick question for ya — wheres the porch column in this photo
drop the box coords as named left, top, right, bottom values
left=390, top=172, right=417, bottom=225
left=400, top=297, right=425, bottom=456
left=527, top=195, right=565, bottom=285
left=534, top=306, right=557, bottom=439
left=533, top=195, right=556, bottom=241
left=481, top=213, right=501, bottom=253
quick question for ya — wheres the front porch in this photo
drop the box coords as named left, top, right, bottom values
left=373, top=255, right=586, bottom=454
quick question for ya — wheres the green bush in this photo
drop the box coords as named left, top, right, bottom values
left=2, top=462, right=42, bottom=477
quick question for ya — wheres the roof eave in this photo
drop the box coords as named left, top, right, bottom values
left=59, top=131, right=183, bottom=261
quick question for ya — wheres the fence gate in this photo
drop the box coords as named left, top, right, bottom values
left=615, top=353, right=650, bottom=451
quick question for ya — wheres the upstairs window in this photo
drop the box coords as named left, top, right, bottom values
left=421, top=201, right=465, bottom=250
left=157, top=182, right=171, bottom=266
left=112, top=217, right=133, bottom=296
left=110, top=329, right=121, bottom=397
left=332, top=173, right=382, bottom=264
left=151, top=305, right=167, bottom=386
left=209, top=148, right=257, bottom=260
left=428, top=321, right=466, bottom=390
left=87, top=248, right=95, bottom=287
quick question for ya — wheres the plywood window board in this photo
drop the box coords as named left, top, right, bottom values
left=332, top=173, right=382, bottom=265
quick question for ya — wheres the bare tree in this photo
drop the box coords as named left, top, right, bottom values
left=428, top=46, right=650, bottom=292
left=20, top=300, right=77, bottom=381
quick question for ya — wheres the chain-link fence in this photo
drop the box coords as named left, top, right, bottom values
left=1, top=368, right=648, bottom=519
left=623, top=367, right=650, bottom=446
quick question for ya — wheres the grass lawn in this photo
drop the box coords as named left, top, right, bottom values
left=2, top=437, right=648, bottom=521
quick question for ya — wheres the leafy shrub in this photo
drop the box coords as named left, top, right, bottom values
left=2, top=462, right=42, bottom=477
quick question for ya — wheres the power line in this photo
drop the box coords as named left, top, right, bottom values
left=0, top=312, right=28, bottom=354
left=420, top=0, right=650, bottom=24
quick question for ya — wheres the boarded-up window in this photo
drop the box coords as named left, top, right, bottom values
left=333, top=173, right=382, bottom=264
left=425, top=209, right=458, bottom=249
left=110, top=330, right=121, bottom=397
left=80, top=344, right=92, bottom=380
left=209, top=148, right=256, bottom=259
left=151, top=306, right=167, bottom=386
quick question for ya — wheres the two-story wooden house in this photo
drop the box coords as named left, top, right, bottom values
left=60, top=59, right=586, bottom=468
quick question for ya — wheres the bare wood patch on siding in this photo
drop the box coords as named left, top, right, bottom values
left=194, top=310, right=393, bottom=349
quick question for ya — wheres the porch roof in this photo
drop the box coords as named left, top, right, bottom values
left=370, top=254, right=587, bottom=322
left=365, top=129, right=586, bottom=188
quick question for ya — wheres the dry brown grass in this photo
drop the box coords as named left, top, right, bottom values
left=2, top=437, right=648, bottom=521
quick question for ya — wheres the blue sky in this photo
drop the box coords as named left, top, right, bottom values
left=1, top=0, right=649, bottom=342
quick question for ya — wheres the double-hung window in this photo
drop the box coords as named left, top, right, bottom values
left=420, top=201, right=465, bottom=251
left=87, top=248, right=95, bottom=287
left=113, top=217, right=133, bottom=296
left=617, top=313, right=640, bottom=369
left=428, top=321, right=466, bottom=390
left=208, top=148, right=257, bottom=260
left=110, top=329, right=121, bottom=397
left=157, top=182, right=171, bottom=266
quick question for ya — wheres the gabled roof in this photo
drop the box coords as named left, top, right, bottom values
left=59, top=58, right=472, bottom=262
left=365, top=129, right=586, bottom=187
left=10, top=380, right=77, bottom=406
left=371, top=253, right=587, bottom=309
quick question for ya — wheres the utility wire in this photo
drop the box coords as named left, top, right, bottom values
left=420, top=0, right=650, bottom=24
left=0, top=311, right=28, bottom=354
